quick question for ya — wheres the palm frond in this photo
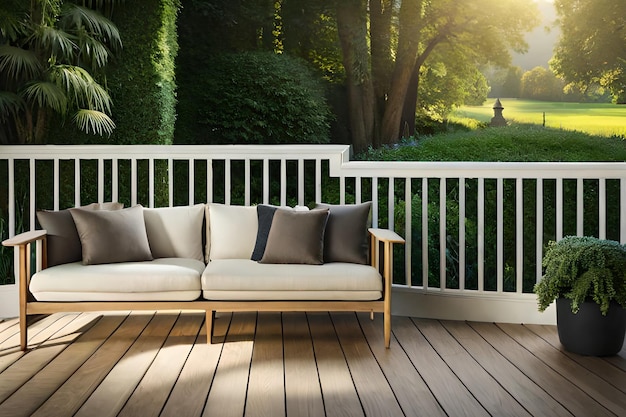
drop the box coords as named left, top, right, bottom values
left=0, top=0, right=27, bottom=41
left=73, top=108, right=115, bottom=136
left=23, top=81, right=68, bottom=114
left=36, top=25, right=77, bottom=62
left=47, top=64, right=92, bottom=103
left=0, top=45, right=42, bottom=81
left=78, top=35, right=110, bottom=68
left=0, top=91, right=23, bottom=120
left=62, top=4, right=122, bottom=52
left=82, top=79, right=112, bottom=113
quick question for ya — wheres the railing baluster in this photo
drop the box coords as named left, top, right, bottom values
left=516, top=178, right=523, bottom=293
left=245, top=159, right=251, bottom=206
left=405, top=178, right=412, bottom=287
left=263, top=159, right=269, bottom=204
left=168, top=158, right=174, bottom=207
left=315, top=159, right=321, bottom=203
left=577, top=178, right=584, bottom=236
left=148, top=158, right=155, bottom=208
left=131, top=158, right=137, bottom=206
left=422, top=177, right=428, bottom=289
left=225, top=159, right=231, bottom=206
left=98, top=158, right=104, bottom=204
left=74, top=159, right=80, bottom=207
left=536, top=179, right=544, bottom=283
left=478, top=178, right=484, bottom=292
left=355, top=176, right=362, bottom=204
left=388, top=177, right=394, bottom=232
left=439, top=178, right=446, bottom=290
left=29, top=159, right=35, bottom=231
left=497, top=178, right=504, bottom=293
left=599, top=178, right=606, bottom=239
left=206, top=159, right=213, bottom=204
left=280, top=159, right=286, bottom=207
left=621, top=178, right=626, bottom=244
left=298, top=159, right=304, bottom=206
left=112, top=158, right=119, bottom=203
left=189, top=159, right=195, bottom=206
left=459, top=177, right=465, bottom=291
left=53, top=158, right=59, bottom=210
left=372, top=177, right=378, bottom=228
left=556, top=178, right=563, bottom=240
left=340, top=176, right=346, bottom=205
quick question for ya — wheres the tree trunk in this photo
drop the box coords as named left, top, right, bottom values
left=336, top=0, right=375, bottom=153
left=379, top=0, right=423, bottom=145
left=370, top=0, right=393, bottom=148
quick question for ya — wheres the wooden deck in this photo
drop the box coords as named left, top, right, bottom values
left=0, top=311, right=624, bottom=417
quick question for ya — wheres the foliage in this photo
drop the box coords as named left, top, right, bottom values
left=534, top=236, right=626, bottom=315
left=175, top=51, right=331, bottom=145
left=551, top=0, right=626, bottom=104
left=48, top=0, right=181, bottom=145
left=520, top=67, right=564, bottom=101
left=0, top=0, right=122, bottom=144
left=358, top=124, right=626, bottom=162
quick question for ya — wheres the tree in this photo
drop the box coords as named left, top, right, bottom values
left=521, top=66, right=564, bottom=101
left=551, top=0, right=626, bottom=104
left=335, top=0, right=539, bottom=150
left=0, top=0, right=121, bottom=144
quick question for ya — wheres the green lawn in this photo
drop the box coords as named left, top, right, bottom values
left=452, top=99, right=626, bottom=137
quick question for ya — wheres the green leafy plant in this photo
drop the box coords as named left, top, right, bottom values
left=534, top=236, right=626, bottom=315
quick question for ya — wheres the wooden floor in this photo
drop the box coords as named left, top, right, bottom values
left=0, top=311, right=624, bottom=417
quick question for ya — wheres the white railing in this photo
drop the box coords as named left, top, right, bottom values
left=2, top=144, right=626, bottom=323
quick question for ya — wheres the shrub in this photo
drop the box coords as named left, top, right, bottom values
left=175, top=51, right=331, bottom=145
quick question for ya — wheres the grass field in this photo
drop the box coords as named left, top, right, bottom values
left=451, top=99, right=626, bottom=137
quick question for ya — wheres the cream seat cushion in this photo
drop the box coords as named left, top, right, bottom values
left=30, top=258, right=205, bottom=301
left=202, top=259, right=382, bottom=301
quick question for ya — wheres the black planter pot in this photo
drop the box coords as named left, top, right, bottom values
left=556, top=298, right=626, bottom=356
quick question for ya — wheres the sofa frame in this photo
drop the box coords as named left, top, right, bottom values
left=3, top=228, right=404, bottom=351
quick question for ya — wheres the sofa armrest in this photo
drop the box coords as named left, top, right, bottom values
left=2, top=230, right=48, bottom=247
left=368, top=228, right=405, bottom=245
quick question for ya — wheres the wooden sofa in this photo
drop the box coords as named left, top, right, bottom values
left=2, top=203, right=404, bottom=351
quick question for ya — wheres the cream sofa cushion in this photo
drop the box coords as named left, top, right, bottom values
left=144, top=204, right=205, bottom=262
left=202, top=259, right=382, bottom=300
left=30, top=258, right=205, bottom=301
left=207, top=204, right=258, bottom=261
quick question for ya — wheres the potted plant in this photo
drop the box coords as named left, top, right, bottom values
left=534, top=236, right=626, bottom=356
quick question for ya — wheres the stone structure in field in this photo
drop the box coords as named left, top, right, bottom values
left=490, top=98, right=507, bottom=127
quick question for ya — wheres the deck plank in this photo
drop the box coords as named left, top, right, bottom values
left=244, top=312, right=285, bottom=417
left=414, top=318, right=532, bottom=417
left=0, top=313, right=85, bottom=374
left=282, top=312, right=325, bottom=417
left=394, top=317, right=489, bottom=416
left=308, top=312, right=364, bottom=417
left=160, top=313, right=230, bottom=417
left=525, top=323, right=626, bottom=394
left=117, top=313, right=205, bottom=417
left=73, top=312, right=179, bottom=417
left=358, top=314, right=446, bottom=417
left=202, top=312, right=256, bottom=417
left=30, top=312, right=157, bottom=417
left=498, top=322, right=626, bottom=415
left=332, top=313, right=404, bottom=417
left=0, top=313, right=94, bottom=403
left=470, top=321, right=614, bottom=417
left=0, top=313, right=129, bottom=417
left=441, top=321, right=572, bottom=417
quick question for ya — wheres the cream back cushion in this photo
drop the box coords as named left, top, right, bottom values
left=207, top=204, right=258, bottom=260
left=144, top=204, right=205, bottom=262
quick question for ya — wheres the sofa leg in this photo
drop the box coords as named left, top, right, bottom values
left=384, top=313, right=391, bottom=349
left=20, top=315, right=27, bottom=352
left=370, top=311, right=374, bottom=321
left=206, top=310, right=215, bottom=344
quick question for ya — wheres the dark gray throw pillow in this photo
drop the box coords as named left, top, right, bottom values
left=36, top=202, right=124, bottom=267
left=316, top=202, right=371, bottom=264
left=70, top=205, right=153, bottom=265
left=251, top=204, right=278, bottom=261
left=260, top=208, right=329, bottom=265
